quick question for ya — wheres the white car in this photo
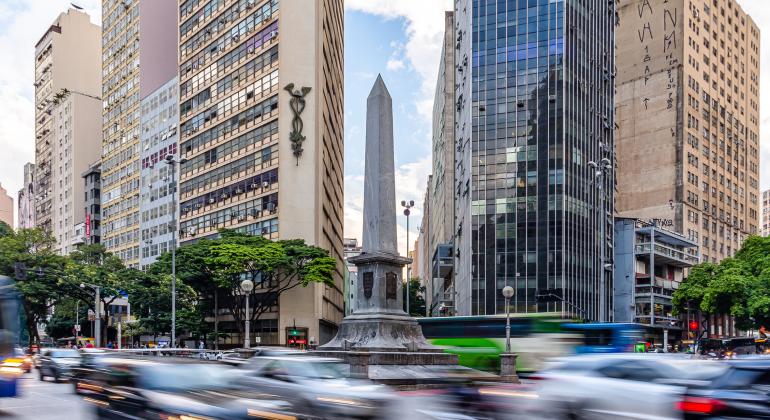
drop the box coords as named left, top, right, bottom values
left=530, top=354, right=726, bottom=419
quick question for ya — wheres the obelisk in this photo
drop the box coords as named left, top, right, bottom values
left=321, top=75, right=435, bottom=350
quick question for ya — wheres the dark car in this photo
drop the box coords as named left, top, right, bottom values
left=38, top=348, right=81, bottom=382
left=82, top=357, right=298, bottom=420
left=70, top=350, right=116, bottom=395
left=678, top=359, right=770, bottom=419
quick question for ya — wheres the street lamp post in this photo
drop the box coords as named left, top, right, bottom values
left=502, top=286, right=514, bottom=353
left=241, top=279, right=254, bottom=348
left=400, top=200, right=415, bottom=316
left=165, top=155, right=188, bottom=347
left=80, top=283, right=101, bottom=347
left=588, top=158, right=612, bottom=322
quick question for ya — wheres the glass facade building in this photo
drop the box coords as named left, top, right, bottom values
left=454, top=0, right=615, bottom=320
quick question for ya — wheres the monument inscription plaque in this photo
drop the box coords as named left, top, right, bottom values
left=363, top=272, right=373, bottom=299
left=385, top=272, right=397, bottom=300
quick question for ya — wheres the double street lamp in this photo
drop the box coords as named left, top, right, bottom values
left=165, top=154, right=187, bottom=347
left=588, top=158, right=612, bottom=322
left=400, top=199, right=415, bottom=316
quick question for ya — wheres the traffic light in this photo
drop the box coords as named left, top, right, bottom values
left=289, top=329, right=299, bottom=336
left=689, top=321, right=699, bottom=331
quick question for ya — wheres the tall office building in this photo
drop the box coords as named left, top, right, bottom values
left=615, top=0, right=760, bottom=263
left=51, top=89, right=103, bottom=254
left=139, top=77, right=179, bottom=270
left=0, top=184, right=13, bottom=228
left=762, top=189, right=770, bottom=237
left=453, top=0, right=615, bottom=320
left=18, top=163, right=36, bottom=229
left=34, top=9, right=101, bottom=241
left=101, top=0, right=178, bottom=267
left=178, top=0, right=344, bottom=345
left=426, top=11, right=457, bottom=316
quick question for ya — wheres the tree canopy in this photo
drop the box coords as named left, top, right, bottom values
left=1, top=227, right=337, bottom=345
left=673, top=235, right=770, bottom=330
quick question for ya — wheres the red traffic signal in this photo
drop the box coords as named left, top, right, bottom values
left=689, top=321, right=699, bottom=331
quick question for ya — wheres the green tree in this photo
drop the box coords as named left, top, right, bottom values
left=404, top=278, right=426, bottom=316
left=204, top=232, right=335, bottom=336
left=674, top=236, right=770, bottom=332
left=0, top=228, right=66, bottom=344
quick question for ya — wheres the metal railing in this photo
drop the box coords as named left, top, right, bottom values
left=635, top=242, right=699, bottom=265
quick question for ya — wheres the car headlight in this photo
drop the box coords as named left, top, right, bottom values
left=315, top=396, right=370, bottom=409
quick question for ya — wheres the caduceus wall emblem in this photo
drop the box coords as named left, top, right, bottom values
left=284, top=83, right=312, bottom=165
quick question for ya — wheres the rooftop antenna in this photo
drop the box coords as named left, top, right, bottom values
left=70, top=3, right=83, bottom=9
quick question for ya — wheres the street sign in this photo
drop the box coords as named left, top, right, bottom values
left=74, top=325, right=81, bottom=332
left=254, top=336, right=261, bottom=344
left=87, top=309, right=95, bottom=321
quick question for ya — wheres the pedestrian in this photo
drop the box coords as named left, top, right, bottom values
left=85, top=341, right=94, bottom=349
left=106, top=341, right=114, bottom=349
left=199, top=340, right=204, bottom=350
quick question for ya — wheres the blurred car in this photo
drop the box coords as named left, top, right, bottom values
left=70, top=350, right=116, bottom=395
left=238, top=354, right=394, bottom=419
left=677, top=359, right=770, bottom=419
left=83, top=358, right=298, bottom=420
left=38, top=348, right=81, bottom=382
left=13, top=348, right=32, bottom=373
left=530, top=354, right=726, bottom=419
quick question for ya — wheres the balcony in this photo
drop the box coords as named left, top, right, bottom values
left=432, top=244, right=454, bottom=279
left=635, top=242, right=699, bottom=267
left=634, top=286, right=674, bottom=298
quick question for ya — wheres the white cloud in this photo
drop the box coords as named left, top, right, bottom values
left=737, top=0, right=770, bottom=191
left=346, top=0, right=453, bottom=122
left=386, top=58, right=405, bottom=72
left=0, top=0, right=100, bottom=227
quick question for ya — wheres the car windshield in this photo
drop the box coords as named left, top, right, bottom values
left=51, top=349, right=81, bottom=358
left=286, top=361, right=349, bottom=379
left=139, top=364, right=238, bottom=391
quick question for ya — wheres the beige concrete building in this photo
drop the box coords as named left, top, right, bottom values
left=51, top=90, right=103, bottom=254
left=616, top=0, right=760, bottom=263
left=34, top=9, right=101, bottom=239
left=0, top=184, right=13, bottom=228
left=101, top=0, right=178, bottom=267
left=178, top=0, right=344, bottom=346
left=762, top=189, right=770, bottom=236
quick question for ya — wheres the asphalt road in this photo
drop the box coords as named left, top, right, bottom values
left=0, top=372, right=93, bottom=419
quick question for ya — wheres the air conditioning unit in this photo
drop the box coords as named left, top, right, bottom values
left=208, top=197, right=216, bottom=204
left=261, top=227, right=269, bottom=235
left=221, top=192, right=229, bottom=199
left=250, top=182, right=259, bottom=190
left=235, top=187, right=243, bottom=194
left=195, top=203, right=202, bottom=209
left=262, top=181, right=269, bottom=189
left=250, top=209, right=259, bottom=218
left=187, top=227, right=197, bottom=236
left=183, top=206, right=191, bottom=213
left=247, top=0, right=256, bottom=8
